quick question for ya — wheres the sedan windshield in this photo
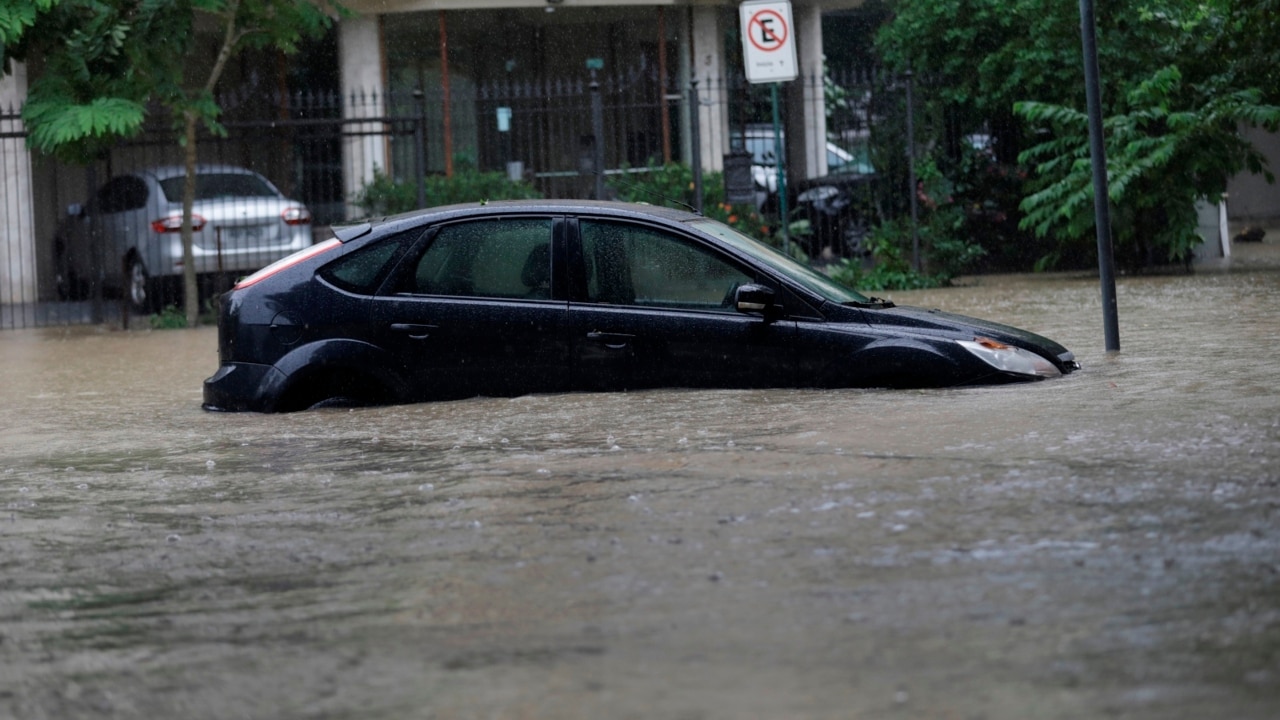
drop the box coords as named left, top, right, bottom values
left=688, top=219, right=870, bottom=304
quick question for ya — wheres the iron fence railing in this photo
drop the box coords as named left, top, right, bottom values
left=1, top=67, right=902, bottom=329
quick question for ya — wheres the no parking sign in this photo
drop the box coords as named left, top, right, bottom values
left=739, top=0, right=798, bottom=84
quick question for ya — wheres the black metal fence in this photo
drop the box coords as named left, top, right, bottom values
left=1, top=67, right=897, bottom=329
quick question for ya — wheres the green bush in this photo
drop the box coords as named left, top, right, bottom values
left=607, top=162, right=781, bottom=246
left=353, top=170, right=417, bottom=216
left=354, top=159, right=541, bottom=217
left=148, top=304, right=188, bottom=329
left=825, top=220, right=947, bottom=291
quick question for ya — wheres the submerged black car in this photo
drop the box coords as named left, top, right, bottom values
left=203, top=200, right=1078, bottom=412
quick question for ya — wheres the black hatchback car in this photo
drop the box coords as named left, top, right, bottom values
left=203, top=200, right=1078, bottom=412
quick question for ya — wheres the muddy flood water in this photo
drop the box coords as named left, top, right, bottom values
left=2, top=245, right=1278, bottom=719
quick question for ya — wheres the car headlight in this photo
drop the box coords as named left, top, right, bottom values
left=956, top=336, right=1060, bottom=378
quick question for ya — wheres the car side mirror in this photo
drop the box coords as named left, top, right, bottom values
left=734, top=283, right=776, bottom=316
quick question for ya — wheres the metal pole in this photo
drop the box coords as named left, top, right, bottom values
left=905, top=70, right=920, bottom=273
left=439, top=10, right=454, bottom=177
left=1079, top=0, right=1120, bottom=352
left=87, top=164, right=103, bottom=324
left=658, top=6, right=672, bottom=164
left=771, top=82, right=789, bottom=255
left=413, top=88, right=426, bottom=209
left=591, top=70, right=606, bottom=200
left=689, top=77, right=703, bottom=214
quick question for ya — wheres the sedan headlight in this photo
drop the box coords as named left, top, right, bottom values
left=956, top=336, right=1060, bottom=378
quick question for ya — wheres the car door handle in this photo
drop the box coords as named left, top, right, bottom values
left=586, top=331, right=634, bottom=349
left=390, top=323, right=437, bottom=340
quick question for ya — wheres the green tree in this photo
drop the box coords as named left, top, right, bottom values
left=2, top=0, right=341, bottom=326
left=3, top=0, right=189, bottom=163
left=170, top=0, right=340, bottom=326
left=876, top=0, right=1280, bottom=271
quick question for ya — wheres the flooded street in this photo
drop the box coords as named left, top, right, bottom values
left=2, top=246, right=1278, bottom=719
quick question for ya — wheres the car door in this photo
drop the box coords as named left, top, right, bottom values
left=370, top=215, right=570, bottom=402
left=566, top=217, right=796, bottom=392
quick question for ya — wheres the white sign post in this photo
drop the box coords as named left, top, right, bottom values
left=739, top=0, right=797, bottom=252
left=739, top=0, right=798, bottom=84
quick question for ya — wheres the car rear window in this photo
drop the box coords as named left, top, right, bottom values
left=158, top=173, right=279, bottom=202
left=318, top=231, right=418, bottom=294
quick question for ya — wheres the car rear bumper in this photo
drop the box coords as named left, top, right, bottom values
left=202, top=361, right=278, bottom=412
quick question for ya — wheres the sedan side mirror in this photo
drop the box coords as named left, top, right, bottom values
left=734, top=283, right=776, bottom=315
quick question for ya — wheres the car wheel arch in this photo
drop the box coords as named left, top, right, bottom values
left=266, top=339, right=405, bottom=412
left=834, top=338, right=968, bottom=388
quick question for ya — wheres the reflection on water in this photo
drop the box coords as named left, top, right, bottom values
left=2, top=265, right=1278, bottom=719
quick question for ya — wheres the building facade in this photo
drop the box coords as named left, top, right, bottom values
left=335, top=0, right=856, bottom=216
left=1, top=0, right=864, bottom=319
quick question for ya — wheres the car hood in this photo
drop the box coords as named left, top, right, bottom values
left=849, top=304, right=1077, bottom=369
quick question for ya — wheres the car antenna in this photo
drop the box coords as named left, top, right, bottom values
left=603, top=172, right=700, bottom=216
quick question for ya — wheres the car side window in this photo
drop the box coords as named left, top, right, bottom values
left=94, top=177, right=149, bottom=214
left=405, top=218, right=553, bottom=299
left=580, top=220, right=752, bottom=312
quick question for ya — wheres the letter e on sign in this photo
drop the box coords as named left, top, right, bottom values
left=739, top=0, right=798, bottom=84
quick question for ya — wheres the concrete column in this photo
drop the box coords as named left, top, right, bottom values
left=785, top=2, right=827, bottom=180
left=1225, top=124, right=1280, bottom=224
left=689, top=6, right=726, bottom=173
left=339, top=15, right=388, bottom=220
left=1, top=63, right=38, bottom=310
left=1193, top=198, right=1230, bottom=265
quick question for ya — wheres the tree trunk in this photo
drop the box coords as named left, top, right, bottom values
left=182, top=110, right=200, bottom=328
left=180, top=0, right=243, bottom=328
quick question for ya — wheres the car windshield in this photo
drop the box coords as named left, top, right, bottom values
left=687, top=219, right=870, bottom=304
left=158, top=173, right=279, bottom=202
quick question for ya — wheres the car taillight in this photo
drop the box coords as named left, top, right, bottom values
left=233, top=238, right=341, bottom=290
left=281, top=207, right=312, bottom=226
left=151, top=213, right=206, bottom=233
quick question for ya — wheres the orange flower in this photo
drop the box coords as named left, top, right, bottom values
left=728, top=214, right=738, bottom=224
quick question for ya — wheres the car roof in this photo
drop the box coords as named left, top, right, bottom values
left=140, top=165, right=264, bottom=181
left=349, top=199, right=704, bottom=237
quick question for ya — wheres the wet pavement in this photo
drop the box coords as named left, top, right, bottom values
left=2, top=241, right=1278, bottom=719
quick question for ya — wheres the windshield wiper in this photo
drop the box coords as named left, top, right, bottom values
left=846, top=297, right=895, bottom=308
